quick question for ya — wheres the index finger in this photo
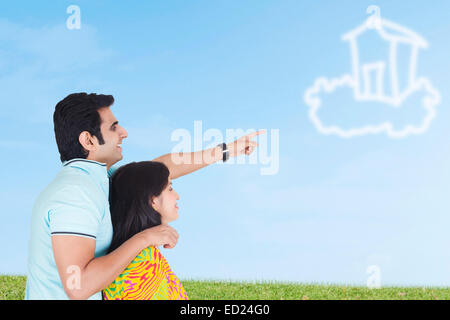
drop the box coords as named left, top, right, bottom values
left=244, top=129, right=266, bottom=140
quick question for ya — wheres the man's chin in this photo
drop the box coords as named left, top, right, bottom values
left=109, top=155, right=123, bottom=167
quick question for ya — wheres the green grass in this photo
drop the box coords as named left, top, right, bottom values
left=182, top=280, right=450, bottom=300
left=0, top=275, right=27, bottom=300
left=2, top=275, right=450, bottom=300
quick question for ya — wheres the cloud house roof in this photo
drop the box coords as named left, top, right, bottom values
left=341, top=17, right=428, bottom=48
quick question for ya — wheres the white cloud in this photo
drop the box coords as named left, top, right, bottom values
left=304, top=75, right=440, bottom=138
left=304, top=16, right=441, bottom=138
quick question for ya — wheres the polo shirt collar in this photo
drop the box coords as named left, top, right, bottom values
left=63, top=158, right=108, bottom=183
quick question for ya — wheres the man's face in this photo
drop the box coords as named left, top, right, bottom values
left=89, top=107, right=128, bottom=168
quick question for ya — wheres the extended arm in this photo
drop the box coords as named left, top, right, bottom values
left=153, top=130, right=265, bottom=179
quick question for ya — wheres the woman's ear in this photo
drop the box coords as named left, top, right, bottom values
left=150, top=196, right=160, bottom=212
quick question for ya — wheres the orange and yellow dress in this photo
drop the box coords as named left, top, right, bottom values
left=103, top=246, right=188, bottom=300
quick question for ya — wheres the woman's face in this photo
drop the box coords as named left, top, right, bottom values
left=150, top=179, right=180, bottom=224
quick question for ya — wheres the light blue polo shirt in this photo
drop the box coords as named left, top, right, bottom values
left=25, top=159, right=118, bottom=300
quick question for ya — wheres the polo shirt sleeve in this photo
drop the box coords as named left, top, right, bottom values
left=48, top=185, right=102, bottom=240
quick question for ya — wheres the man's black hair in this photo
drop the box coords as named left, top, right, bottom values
left=53, top=92, right=114, bottom=162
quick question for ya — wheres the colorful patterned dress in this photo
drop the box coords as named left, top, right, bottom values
left=103, top=246, right=188, bottom=300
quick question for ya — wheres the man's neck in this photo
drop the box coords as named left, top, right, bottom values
left=86, top=155, right=110, bottom=170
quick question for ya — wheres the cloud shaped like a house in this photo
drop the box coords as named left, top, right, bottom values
left=304, top=16, right=441, bottom=138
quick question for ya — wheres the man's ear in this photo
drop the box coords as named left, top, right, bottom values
left=78, top=131, right=97, bottom=153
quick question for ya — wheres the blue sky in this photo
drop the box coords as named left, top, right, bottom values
left=1, top=0, right=450, bottom=287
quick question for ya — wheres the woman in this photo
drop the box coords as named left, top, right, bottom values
left=103, top=161, right=188, bottom=300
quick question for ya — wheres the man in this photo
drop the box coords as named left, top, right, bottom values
left=25, top=93, right=262, bottom=300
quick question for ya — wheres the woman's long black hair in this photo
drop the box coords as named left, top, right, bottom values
left=108, top=161, right=170, bottom=253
